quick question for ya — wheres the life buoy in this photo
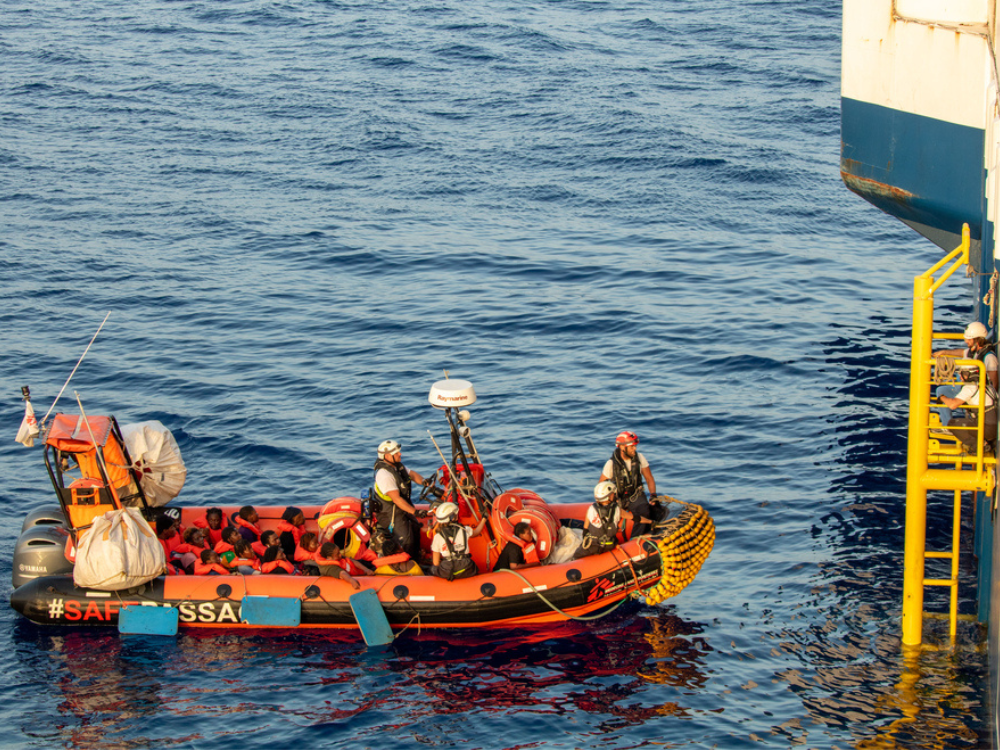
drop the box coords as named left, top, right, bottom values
left=508, top=488, right=548, bottom=509
left=507, top=506, right=558, bottom=561
left=317, top=497, right=370, bottom=558
left=489, top=490, right=558, bottom=562
left=490, top=491, right=524, bottom=539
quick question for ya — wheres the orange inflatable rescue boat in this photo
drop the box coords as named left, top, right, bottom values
left=10, top=380, right=714, bottom=633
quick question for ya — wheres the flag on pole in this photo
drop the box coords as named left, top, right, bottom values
left=15, top=400, right=39, bottom=447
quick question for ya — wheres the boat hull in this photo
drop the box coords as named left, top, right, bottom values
left=10, top=500, right=714, bottom=631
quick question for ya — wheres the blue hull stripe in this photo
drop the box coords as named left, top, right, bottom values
left=841, top=97, right=985, bottom=241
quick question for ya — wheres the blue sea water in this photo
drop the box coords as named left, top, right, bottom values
left=0, top=0, right=989, bottom=747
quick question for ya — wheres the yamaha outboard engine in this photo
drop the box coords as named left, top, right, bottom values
left=12, top=506, right=72, bottom=588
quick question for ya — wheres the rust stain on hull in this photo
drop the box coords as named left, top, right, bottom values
left=840, top=168, right=916, bottom=203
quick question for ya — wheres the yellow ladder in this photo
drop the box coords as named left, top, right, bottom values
left=903, top=223, right=996, bottom=645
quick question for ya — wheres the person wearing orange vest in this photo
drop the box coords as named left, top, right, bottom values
left=173, top=527, right=209, bottom=574
left=233, top=505, right=263, bottom=546
left=193, top=507, right=226, bottom=547
left=194, top=550, right=230, bottom=576
left=277, top=506, right=305, bottom=561
left=260, top=545, right=296, bottom=575
left=294, top=532, right=321, bottom=565
left=312, top=542, right=372, bottom=588
left=232, top=539, right=260, bottom=575
left=493, top=522, right=535, bottom=571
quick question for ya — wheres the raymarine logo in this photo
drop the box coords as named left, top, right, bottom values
left=19, top=564, right=46, bottom=572
left=438, top=395, right=467, bottom=402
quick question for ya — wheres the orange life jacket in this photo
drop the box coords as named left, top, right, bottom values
left=214, top=540, right=234, bottom=555
left=261, top=559, right=296, bottom=575
left=276, top=520, right=303, bottom=544
left=294, top=545, right=320, bottom=563
left=234, top=515, right=261, bottom=539
left=315, top=557, right=365, bottom=576
left=194, top=561, right=229, bottom=576
left=193, top=516, right=225, bottom=546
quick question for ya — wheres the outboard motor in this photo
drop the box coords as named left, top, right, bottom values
left=20, top=504, right=68, bottom=535
left=12, top=524, right=73, bottom=588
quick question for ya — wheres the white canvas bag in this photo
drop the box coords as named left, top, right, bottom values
left=73, top=508, right=166, bottom=591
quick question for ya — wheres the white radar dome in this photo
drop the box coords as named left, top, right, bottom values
left=428, top=379, right=477, bottom=409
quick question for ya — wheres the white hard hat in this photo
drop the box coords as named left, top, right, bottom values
left=434, top=502, right=459, bottom=522
left=594, top=481, right=617, bottom=503
left=377, top=439, right=401, bottom=458
left=964, top=322, right=988, bottom=339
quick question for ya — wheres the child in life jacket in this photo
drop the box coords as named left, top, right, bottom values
left=232, top=539, right=260, bottom=575
left=312, top=542, right=372, bottom=589
left=429, top=502, right=487, bottom=580
left=173, top=527, right=209, bottom=574
left=193, top=507, right=226, bottom=547
left=294, top=532, right=321, bottom=566
left=194, top=549, right=230, bottom=576
left=260, top=545, right=296, bottom=575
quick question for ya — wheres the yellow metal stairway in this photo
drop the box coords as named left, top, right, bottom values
left=904, top=224, right=996, bottom=644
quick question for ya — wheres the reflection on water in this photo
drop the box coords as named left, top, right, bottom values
left=13, top=610, right=713, bottom=747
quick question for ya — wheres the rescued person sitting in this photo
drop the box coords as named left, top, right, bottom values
left=232, top=539, right=260, bottom=575
left=193, top=507, right=226, bottom=547
left=369, top=532, right=423, bottom=576
left=294, top=532, right=321, bottom=565
left=308, top=542, right=373, bottom=589
left=430, top=502, right=487, bottom=580
left=260, top=545, right=296, bottom=575
left=194, top=549, right=231, bottom=576
left=493, top=521, right=536, bottom=572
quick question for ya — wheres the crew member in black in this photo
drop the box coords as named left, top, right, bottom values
left=372, top=439, right=428, bottom=558
left=598, top=430, right=657, bottom=538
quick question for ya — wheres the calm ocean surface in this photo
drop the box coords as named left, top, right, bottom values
left=0, top=0, right=988, bottom=747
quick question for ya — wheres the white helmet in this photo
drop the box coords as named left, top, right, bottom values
left=378, top=439, right=401, bottom=458
left=594, top=480, right=617, bottom=503
left=434, top=501, right=459, bottom=522
left=964, top=321, right=988, bottom=339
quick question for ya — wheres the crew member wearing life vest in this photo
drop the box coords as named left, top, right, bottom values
left=598, top=431, right=657, bottom=538
left=372, top=440, right=430, bottom=558
left=575, top=481, right=647, bottom=558
left=935, top=321, right=999, bottom=389
left=941, top=365, right=999, bottom=452
left=430, top=502, right=486, bottom=580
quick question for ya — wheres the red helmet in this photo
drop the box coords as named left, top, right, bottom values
left=615, top=431, right=639, bottom=446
